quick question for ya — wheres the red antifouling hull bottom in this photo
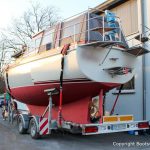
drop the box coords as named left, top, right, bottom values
left=27, top=97, right=91, bottom=124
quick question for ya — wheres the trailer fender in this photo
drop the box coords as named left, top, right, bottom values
left=18, top=114, right=30, bottom=129
left=31, top=116, right=40, bottom=133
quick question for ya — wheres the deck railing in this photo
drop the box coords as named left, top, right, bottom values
left=0, top=9, right=124, bottom=72
left=29, top=9, right=123, bottom=53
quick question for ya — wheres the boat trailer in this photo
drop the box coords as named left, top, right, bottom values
left=11, top=87, right=149, bottom=139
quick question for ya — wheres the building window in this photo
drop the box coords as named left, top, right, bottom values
left=121, top=77, right=134, bottom=90
left=115, top=77, right=135, bottom=94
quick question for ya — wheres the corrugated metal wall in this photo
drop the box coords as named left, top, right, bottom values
left=99, top=0, right=144, bottom=121
left=111, top=0, right=138, bottom=35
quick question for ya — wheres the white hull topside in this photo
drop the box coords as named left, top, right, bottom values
left=6, top=45, right=136, bottom=89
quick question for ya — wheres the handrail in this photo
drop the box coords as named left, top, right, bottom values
left=29, top=15, right=122, bottom=51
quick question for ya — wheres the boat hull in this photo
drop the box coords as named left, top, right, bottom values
left=5, top=46, right=136, bottom=106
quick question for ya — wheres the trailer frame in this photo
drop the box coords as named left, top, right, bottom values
left=14, top=88, right=150, bottom=139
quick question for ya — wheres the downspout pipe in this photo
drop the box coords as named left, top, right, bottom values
left=141, top=0, right=147, bottom=120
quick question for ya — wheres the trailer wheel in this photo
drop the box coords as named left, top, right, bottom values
left=29, top=118, right=40, bottom=139
left=18, top=116, right=27, bottom=134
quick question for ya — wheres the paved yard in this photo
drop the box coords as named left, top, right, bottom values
left=0, top=116, right=150, bottom=150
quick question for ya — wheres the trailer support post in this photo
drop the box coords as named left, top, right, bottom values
left=48, top=92, right=53, bottom=134
left=99, top=89, right=103, bottom=124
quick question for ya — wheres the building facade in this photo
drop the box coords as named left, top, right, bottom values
left=96, top=0, right=150, bottom=121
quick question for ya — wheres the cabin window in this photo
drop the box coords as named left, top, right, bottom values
left=62, top=23, right=83, bottom=39
left=46, top=43, right=52, bottom=50
left=28, top=37, right=41, bottom=53
left=35, top=38, right=41, bottom=48
left=42, top=29, right=55, bottom=47
left=28, top=40, right=36, bottom=53
left=60, top=14, right=87, bottom=46
left=63, top=27, right=73, bottom=38
left=42, top=34, right=52, bottom=45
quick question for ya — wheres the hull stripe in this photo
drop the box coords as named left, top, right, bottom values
left=34, top=78, right=91, bottom=85
left=10, top=81, right=96, bottom=89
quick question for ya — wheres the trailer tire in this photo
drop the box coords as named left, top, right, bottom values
left=29, top=118, right=41, bottom=139
left=18, top=116, right=27, bottom=134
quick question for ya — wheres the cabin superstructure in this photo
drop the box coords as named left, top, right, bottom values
left=13, top=9, right=128, bottom=58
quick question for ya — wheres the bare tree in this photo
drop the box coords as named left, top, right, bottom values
left=0, top=2, right=61, bottom=51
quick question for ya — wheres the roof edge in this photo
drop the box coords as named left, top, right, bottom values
left=95, top=0, right=129, bottom=11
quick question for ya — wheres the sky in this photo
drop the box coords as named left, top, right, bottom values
left=0, top=0, right=105, bottom=28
